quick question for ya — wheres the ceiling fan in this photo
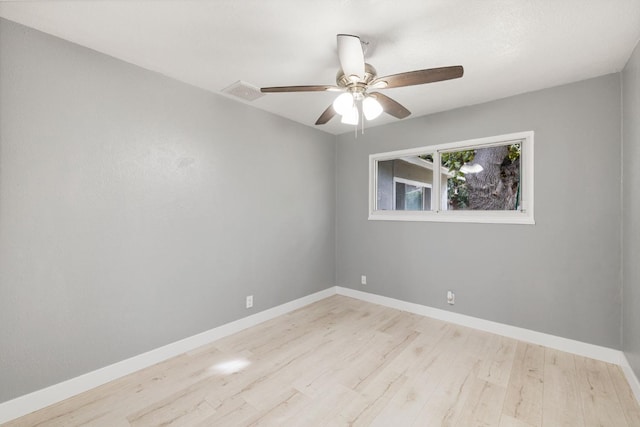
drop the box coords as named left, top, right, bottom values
left=260, top=34, right=464, bottom=126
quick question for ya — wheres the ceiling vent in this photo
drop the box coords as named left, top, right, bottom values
left=221, top=80, right=264, bottom=102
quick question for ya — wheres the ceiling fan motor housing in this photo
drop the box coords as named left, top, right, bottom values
left=336, top=63, right=378, bottom=88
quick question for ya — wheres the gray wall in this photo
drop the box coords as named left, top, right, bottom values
left=623, top=41, right=640, bottom=379
left=0, top=18, right=335, bottom=402
left=336, top=74, right=622, bottom=349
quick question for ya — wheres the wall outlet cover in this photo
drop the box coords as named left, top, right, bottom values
left=447, top=291, right=455, bottom=305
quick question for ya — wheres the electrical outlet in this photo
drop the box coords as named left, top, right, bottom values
left=447, top=291, right=455, bottom=305
left=361, top=275, right=367, bottom=285
left=246, top=295, right=253, bottom=309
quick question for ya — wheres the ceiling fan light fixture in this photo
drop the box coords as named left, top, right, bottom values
left=363, top=96, right=383, bottom=120
left=333, top=92, right=354, bottom=116
left=341, top=106, right=359, bottom=125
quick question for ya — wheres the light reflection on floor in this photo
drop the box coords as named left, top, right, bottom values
left=209, top=358, right=251, bottom=375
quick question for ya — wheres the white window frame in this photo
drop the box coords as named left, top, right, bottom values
left=392, top=177, right=433, bottom=211
left=368, top=131, right=534, bottom=224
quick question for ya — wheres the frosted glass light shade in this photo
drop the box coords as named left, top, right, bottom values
left=333, top=93, right=354, bottom=116
left=460, top=163, right=484, bottom=174
left=363, top=96, right=383, bottom=120
left=341, top=106, right=359, bottom=125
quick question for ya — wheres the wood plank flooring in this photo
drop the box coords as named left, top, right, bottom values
left=5, top=295, right=640, bottom=426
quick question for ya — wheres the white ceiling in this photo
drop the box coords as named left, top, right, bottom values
left=1, top=1, right=639, bottom=135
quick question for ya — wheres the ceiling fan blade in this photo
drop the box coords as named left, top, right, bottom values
left=370, top=92, right=411, bottom=119
left=261, top=85, right=340, bottom=93
left=315, top=104, right=337, bottom=125
left=337, top=34, right=365, bottom=80
left=372, top=65, right=464, bottom=89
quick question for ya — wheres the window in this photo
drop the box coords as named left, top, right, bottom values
left=369, top=131, right=534, bottom=224
left=394, top=178, right=432, bottom=211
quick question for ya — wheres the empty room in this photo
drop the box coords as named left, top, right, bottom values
left=1, top=1, right=640, bottom=426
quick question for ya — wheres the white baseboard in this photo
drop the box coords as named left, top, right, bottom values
left=336, top=287, right=622, bottom=365
left=0, top=287, right=335, bottom=425
left=620, top=353, right=640, bottom=404
left=3, top=285, right=637, bottom=423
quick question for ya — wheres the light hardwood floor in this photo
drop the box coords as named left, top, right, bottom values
left=5, top=295, right=640, bottom=426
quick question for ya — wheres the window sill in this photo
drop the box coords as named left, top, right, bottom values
left=368, top=210, right=535, bottom=225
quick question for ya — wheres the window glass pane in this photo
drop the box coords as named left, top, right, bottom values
left=376, top=155, right=435, bottom=211
left=395, top=182, right=432, bottom=210
left=441, top=143, right=521, bottom=210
